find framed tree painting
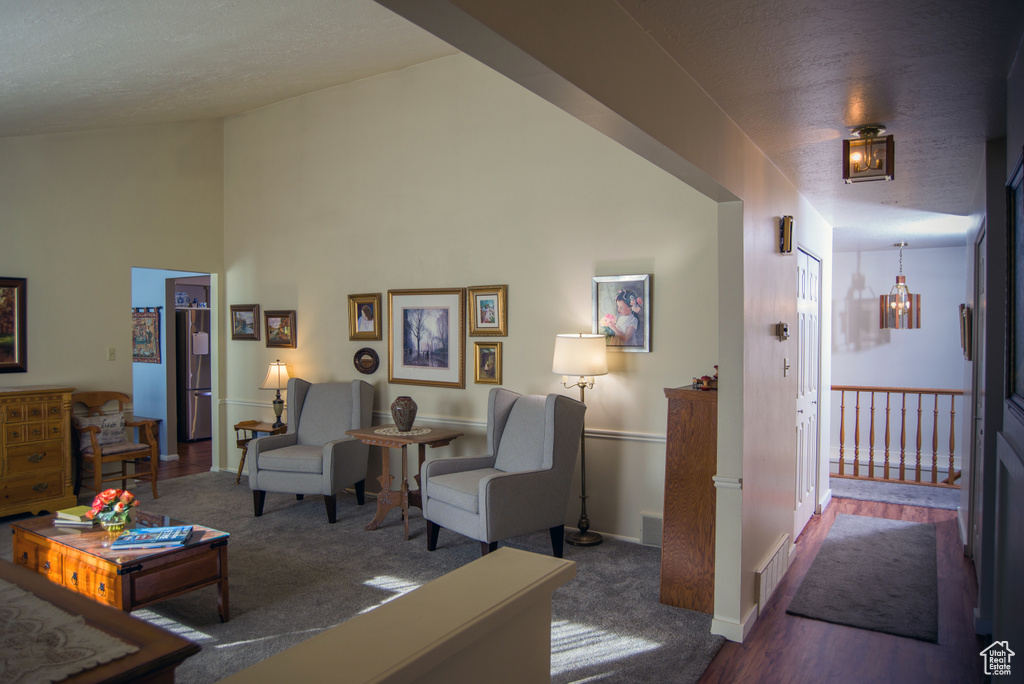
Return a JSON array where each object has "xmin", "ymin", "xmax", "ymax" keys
[
  {"xmin": 265, "ymin": 310, "xmax": 297, "ymax": 349},
  {"xmin": 349, "ymin": 293, "xmax": 382, "ymax": 341},
  {"xmin": 0, "ymin": 277, "xmax": 27, "ymax": 373},
  {"xmin": 132, "ymin": 308, "xmax": 161, "ymax": 364},
  {"xmin": 592, "ymin": 274, "xmax": 651, "ymax": 352},
  {"xmin": 230, "ymin": 304, "xmax": 260, "ymax": 341},
  {"xmin": 467, "ymin": 285, "xmax": 507, "ymax": 336},
  {"xmin": 387, "ymin": 288, "xmax": 465, "ymax": 388}
]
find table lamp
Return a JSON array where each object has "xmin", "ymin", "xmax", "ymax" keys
[
  {"xmin": 259, "ymin": 359, "xmax": 290, "ymax": 428},
  {"xmin": 552, "ymin": 333, "xmax": 608, "ymax": 546}
]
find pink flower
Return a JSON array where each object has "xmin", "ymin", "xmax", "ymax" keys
[{"xmin": 602, "ymin": 313, "xmax": 616, "ymax": 326}]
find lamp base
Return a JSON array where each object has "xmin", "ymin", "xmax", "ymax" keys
[{"xmin": 566, "ymin": 529, "xmax": 603, "ymax": 547}]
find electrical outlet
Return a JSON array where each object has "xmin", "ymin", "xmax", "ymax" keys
[{"xmin": 107, "ymin": 347, "xmax": 116, "ymax": 361}]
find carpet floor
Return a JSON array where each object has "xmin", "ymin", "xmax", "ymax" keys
[
  {"xmin": 786, "ymin": 513, "xmax": 939, "ymax": 642},
  {"xmin": 829, "ymin": 477, "xmax": 960, "ymax": 510},
  {"xmin": 1, "ymin": 472, "xmax": 723, "ymax": 683}
]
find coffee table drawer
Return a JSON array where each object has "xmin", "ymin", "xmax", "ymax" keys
[
  {"xmin": 13, "ymin": 535, "xmax": 62, "ymax": 581},
  {"xmin": 130, "ymin": 547, "xmax": 224, "ymax": 606},
  {"xmin": 65, "ymin": 557, "xmax": 121, "ymax": 608}
]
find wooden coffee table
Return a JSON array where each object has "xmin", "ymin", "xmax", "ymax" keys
[
  {"xmin": 346, "ymin": 425, "xmax": 463, "ymax": 540},
  {"xmin": 10, "ymin": 509, "xmax": 230, "ymax": 621}
]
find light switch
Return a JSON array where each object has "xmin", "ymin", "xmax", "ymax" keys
[
  {"xmin": 107, "ymin": 347, "xmax": 116, "ymax": 361},
  {"xmin": 784, "ymin": 357, "xmax": 790, "ymax": 377}
]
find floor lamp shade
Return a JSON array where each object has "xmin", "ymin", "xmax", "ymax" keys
[{"xmin": 552, "ymin": 334, "xmax": 608, "ymax": 378}]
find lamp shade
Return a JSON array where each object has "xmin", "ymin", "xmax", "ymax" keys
[
  {"xmin": 259, "ymin": 359, "xmax": 290, "ymax": 390},
  {"xmin": 552, "ymin": 334, "xmax": 608, "ymax": 377}
]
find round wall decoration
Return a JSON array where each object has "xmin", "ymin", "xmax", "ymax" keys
[{"xmin": 353, "ymin": 347, "xmax": 379, "ymax": 375}]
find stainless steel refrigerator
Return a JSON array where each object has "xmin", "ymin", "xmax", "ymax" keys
[{"xmin": 176, "ymin": 308, "xmax": 212, "ymax": 441}]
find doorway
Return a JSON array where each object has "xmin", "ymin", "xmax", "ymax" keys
[{"xmin": 795, "ymin": 249, "xmax": 822, "ymax": 540}]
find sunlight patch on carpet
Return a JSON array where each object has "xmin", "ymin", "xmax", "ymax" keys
[
  {"xmin": 550, "ymin": 619, "xmax": 661, "ymax": 676},
  {"xmin": 134, "ymin": 609, "xmax": 213, "ymax": 642},
  {"xmin": 358, "ymin": 575, "xmax": 422, "ymax": 614}
]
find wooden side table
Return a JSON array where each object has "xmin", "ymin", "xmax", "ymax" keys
[
  {"xmin": 234, "ymin": 420, "xmax": 286, "ymax": 484},
  {"xmin": 345, "ymin": 425, "xmax": 463, "ymax": 540}
]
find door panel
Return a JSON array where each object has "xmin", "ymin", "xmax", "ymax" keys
[{"xmin": 795, "ymin": 250, "xmax": 821, "ymax": 540}]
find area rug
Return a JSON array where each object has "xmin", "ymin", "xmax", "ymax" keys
[
  {"xmin": 0, "ymin": 472, "xmax": 723, "ymax": 683},
  {"xmin": 830, "ymin": 477, "xmax": 960, "ymax": 510},
  {"xmin": 786, "ymin": 514, "xmax": 938, "ymax": 642}
]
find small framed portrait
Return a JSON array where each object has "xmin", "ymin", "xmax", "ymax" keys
[
  {"xmin": 474, "ymin": 341, "xmax": 502, "ymax": 384},
  {"xmin": 230, "ymin": 304, "xmax": 260, "ymax": 341},
  {"xmin": 349, "ymin": 293, "xmax": 382, "ymax": 341},
  {"xmin": 0, "ymin": 277, "xmax": 27, "ymax": 373},
  {"xmin": 387, "ymin": 288, "xmax": 466, "ymax": 389},
  {"xmin": 468, "ymin": 285, "xmax": 507, "ymax": 336},
  {"xmin": 265, "ymin": 310, "xmax": 297, "ymax": 348},
  {"xmin": 593, "ymin": 274, "xmax": 651, "ymax": 353}
]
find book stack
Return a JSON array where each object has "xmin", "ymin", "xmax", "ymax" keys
[
  {"xmin": 110, "ymin": 525, "xmax": 195, "ymax": 550},
  {"xmin": 53, "ymin": 505, "xmax": 97, "ymax": 528}
]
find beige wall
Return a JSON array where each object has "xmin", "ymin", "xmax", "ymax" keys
[
  {"xmin": 222, "ymin": 53, "xmax": 719, "ymax": 540},
  {"xmin": 0, "ymin": 122, "xmax": 224, "ymax": 396},
  {"xmin": 379, "ymin": 0, "xmax": 834, "ymax": 640}
]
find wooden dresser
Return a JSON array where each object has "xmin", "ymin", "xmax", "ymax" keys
[
  {"xmin": 660, "ymin": 386, "xmax": 717, "ymax": 614},
  {"xmin": 0, "ymin": 386, "xmax": 77, "ymax": 518}
]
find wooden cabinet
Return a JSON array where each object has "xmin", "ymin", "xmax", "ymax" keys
[
  {"xmin": 0, "ymin": 386, "xmax": 77, "ymax": 517},
  {"xmin": 660, "ymin": 386, "xmax": 717, "ymax": 614}
]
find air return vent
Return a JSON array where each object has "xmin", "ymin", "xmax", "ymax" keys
[{"xmin": 755, "ymin": 533, "xmax": 791, "ymax": 615}]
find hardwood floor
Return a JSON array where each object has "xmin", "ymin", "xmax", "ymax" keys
[
  {"xmin": 698, "ymin": 498, "xmax": 986, "ymax": 684},
  {"xmin": 158, "ymin": 439, "xmax": 212, "ymax": 480}
]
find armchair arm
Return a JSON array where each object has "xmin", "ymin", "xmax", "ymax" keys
[
  {"xmin": 479, "ymin": 467, "xmax": 564, "ymax": 540},
  {"xmin": 250, "ymin": 432, "xmax": 297, "ymax": 457},
  {"xmin": 323, "ymin": 437, "xmax": 370, "ymax": 493},
  {"xmin": 125, "ymin": 419, "xmax": 157, "ymax": 448},
  {"xmin": 76, "ymin": 424, "xmax": 103, "ymax": 454},
  {"xmin": 423, "ymin": 454, "xmax": 497, "ymax": 479}
]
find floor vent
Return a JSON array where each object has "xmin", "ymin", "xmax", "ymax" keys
[
  {"xmin": 755, "ymin": 533, "xmax": 791, "ymax": 615},
  {"xmin": 640, "ymin": 514, "xmax": 663, "ymax": 547}
]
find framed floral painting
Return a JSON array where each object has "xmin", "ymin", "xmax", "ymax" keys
[
  {"xmin": 265, "ymin": 310, "xmax": 297, "ymax": 349},
  {"xmin": 387, "ymin": 288, "xmax": 465, "ymax": 388},
  {"xmin": 467, "ymin": 285, "xmax": 507, "ymax": 336},
  {"xmin": 0, "ymin": 277, "xmax": 27, "ymax": 373},
  {"xmin": 592, "ymin": 274, "xmax": 651, "ymax": 352}
]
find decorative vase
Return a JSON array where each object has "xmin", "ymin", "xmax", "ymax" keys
[
  {"xmin": 100, "ymin": 515, "xmax": 130, "ymax": 535},
  {"xmin": 391, "ymin": 396, "xmax": 417, "ymax": 432}
]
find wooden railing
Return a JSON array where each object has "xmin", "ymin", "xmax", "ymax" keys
[{"xmin": 832, "ymin": 385, "xmax": 963, "ymax": 488}]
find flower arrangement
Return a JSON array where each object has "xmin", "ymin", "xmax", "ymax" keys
[{"xmin": 85, "ymin": 488, "xmax": 140, "ymax": 525}]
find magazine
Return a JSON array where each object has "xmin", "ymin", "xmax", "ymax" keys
[{"xmin": 110, "ymin": 525, "xmax": 194, "ymax": 550}]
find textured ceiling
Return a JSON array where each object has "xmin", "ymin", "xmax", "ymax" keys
[
  {"xmin": 617, "ymin": 0, "xmax": 1024, "ymax": 251},
  {"xmin": 1, "ymin": 1, "xmax": 1021, "ymax": 252}
]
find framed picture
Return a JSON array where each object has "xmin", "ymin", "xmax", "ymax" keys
[
  {"xmin": 960, "ymin": 304, "xmax": 973, "ymax": 361},
  {"xmin": 131, "ymin": 308, "xmax": 161, "ymax": 364},
  {"xmin": 387, "ymin": 288, "xmax": 465, "ymax": 389},
  {"xmin": 348, "ymin": 293, "xmax": 382, "ymax": 341},
  {"xmin": 592, "ymin": 274, "xmax": 651, "ymax": 352},
  {"xmin": 265, "ymin": 310, "xmax": 297, "ymax": 349},
  {"xmin": 468, "ymin": 285, "xmax": 507, "ymax": 336},
  {"xmin": 0, "ymin": 277, "xmax": 27, "ymax": 373},
  {"xmin": 1008, "ymin": 149, "xmax": 1024, "ymax": 418},
  {"xmin": 230, "ymin": 304, "xmax": 261, "ymax": 341},
  {"xmin": 474, "ymin": 341, "xmax": 502, "ymax": 384}
]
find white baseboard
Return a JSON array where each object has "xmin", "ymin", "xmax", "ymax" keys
[
  {"xmin": 712, "ymin": 603, "xmax": 758, "ymax": 642},
  {"xmin": 159, "ymin": 453, "xmax": 179, "ymax": 462}
]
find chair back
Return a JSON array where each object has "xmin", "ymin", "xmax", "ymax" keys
[
  {"xmin": 494, "ymin": 395, "xmax": 548, "ymax": 472},
  {"xmin": 490, "ymin": 390, "xmax": 586, "ymax": 477},
  {"xmin": 72, "ymin": 391, "xmax": 130, "ymax": 417},
  {"xmin": 290, "ymin": 379, "xmax": 371, "ymax": 445}
]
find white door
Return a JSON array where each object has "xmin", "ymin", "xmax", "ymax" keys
[
  {"xmin": 794, "ymin": 249, "xmax": 821, "ymax": 540},
  {"xmin": 969, "ymin": 229, "xmax": 986, "ymax": 568}
]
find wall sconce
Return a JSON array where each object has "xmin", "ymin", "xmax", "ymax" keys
[
  {"xmin": 843, "ymin": 125, "xmax": 894, "ymax": 183},
  {"xmin": 779, "ymin": 216, "xmax": 793, "ymax": 253}
]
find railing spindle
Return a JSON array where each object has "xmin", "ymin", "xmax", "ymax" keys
[
  {"xmin": 900, "ymin": 392, "xmax": 907, "ymax": 481},
  {"xmin": 915, "ymin": 394, "xmax": 923, "ymax": 483},
  {"xmin": 868, "ymin": 392, "xmax": 876, "ymax": 479},
  {"xmin": 839, "ymin": 390, "xmax": 846, "ymax": 476},
  {"xmin": 854, "ymin": 391, "xmax": 861, "ymax": 477},
  {"xmin": 884, "ymin": 393, "xmax": 891, "ymax": 480},
  {"xmin": 947, "ymin": 394, "xmax": 957, "ymax": 485},
  {"xmin": 931, "ymin": 393, "xmax": 940, "ymax": 484}
]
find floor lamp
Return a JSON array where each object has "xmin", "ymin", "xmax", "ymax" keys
[{"xmin": 552, "ymin": 333, "xmax": 608, "ymax": 546}]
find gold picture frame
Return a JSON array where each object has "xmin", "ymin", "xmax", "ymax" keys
[
  {"xmin": 474, "ymin": 341, "xmax": 502, "ymax": 384},
  {"xmin": 387, "ymin": 288, "xmax": 465, "ymax": 388},
  {"xmin": 467, "ymin": 284, "xmax": 507, "ymax": 336},
  {"xmin": 265, "ymin": 310, "xmax": 297, "ymax": 349},
  {"xmin": 348, "ymin": 293, "xmax": 382, "ymax": 341},
  {"xmin": 0, "ymin": 277, "xmax": 27, "ymax": 373}
]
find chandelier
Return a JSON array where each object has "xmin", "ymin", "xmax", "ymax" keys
[{"xmin": 880, "ymin": 242, "xmax": 920, "ymax": 329}]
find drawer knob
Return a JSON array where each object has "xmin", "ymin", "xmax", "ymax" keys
[
  {"xmin": 31, "ymin": 408, "xmax": 40, "ymax": 416},
  {"xmin": 32, "ymin": 483, "xmax": 49, "ymax": 492},
  {"xmin": 43, "ymin": 560, "xmax": 50, "ymax": 573},
  {"xmin": 20, "ymin": 552, "xmax": 28, "ymax": 565},
  {"xmin": 99, "ymin": 582, "xmax": 106, "ymax": 595},
  {"xmin": 71, "ymin": 572, "xmax": 78, "ymax": 586},
  {"xmin": 28, "ymin": 453, "xmax": 44, "ymax": 463},
  {"xmin": 10, "ymin": 430, "xmax": 19, "ymax": 438}
]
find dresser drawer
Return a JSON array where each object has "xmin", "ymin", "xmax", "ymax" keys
[
  {"xmin": 13, "ymin": 535, "xmax": 63, "ymax": 582},
  {"xmin": 4, "ymin": 403, "xmax": 26, "ymax": 423},
  {"xmin": 65, "ymin": 557, "xmax": 121, "ymax": 608},
  {"xmin": 2, "ymin": 469, "xmax": 64, "ymax": 506},
  {"xmin": 45, "ymin": 402, "xmax": 63, "ymax": 420},
  {"xmin": 24, "ymin": 402, "xmax": 46, "ymax": 421},
  {"xmin": 7, "ymin": 441, "xmax": 64, "ymax": 474}
]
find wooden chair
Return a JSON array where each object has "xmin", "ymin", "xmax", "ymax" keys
[{"xmin": 71, "ymin": 391, "xmax": 160, "ymax": 500}]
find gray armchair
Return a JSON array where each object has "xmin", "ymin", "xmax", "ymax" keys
[
  {"xmin": 422, "ymin": 388, "xmax": 586, "ymax": 557},
  {"xmin": 249, "ymin": 378, "xmax": 373, "ymax": 523}
]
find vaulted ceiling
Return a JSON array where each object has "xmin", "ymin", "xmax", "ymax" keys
[{"xmin": 2, "ymin": 1, "xmax": 1021, "ymax": 251}]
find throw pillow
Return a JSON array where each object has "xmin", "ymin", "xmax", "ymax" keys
[{"xmin": 76, "ymin": 412, "xmax": 127, "ymax": 451}]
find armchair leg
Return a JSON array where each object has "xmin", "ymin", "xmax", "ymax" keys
[
  {"xmin": 480, "ymin": 541, "xmax": 498, "ymax": 556},
  {"xmin": 253, "ymin": 490, "xmax": 266, "ymax": 517},
  {"xmin": 354, "ymin": 479, "xmax": 365, "ymax": 505},
  {"xmin": 426, "ymin": 520, "xmax": 440, "ymax": 551},
  {"xmin": 550, "ymin": 525, "xmax": 565, "ymax": 558},
  {"xmin": 296, "ymin": 494, "xmax": 304, "ymax": 501},
  {"xmin": 324, "ymin": 495, "xmax": 337, "ymax": 524}
]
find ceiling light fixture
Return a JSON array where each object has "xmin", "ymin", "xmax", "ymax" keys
[
  {"xmin": 879, "ymin": 242, "xmax": 920, "ymax": 329},
  {"xmin": 843, "ymin": 125, "xmax": 894, "ymax": 183}
]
